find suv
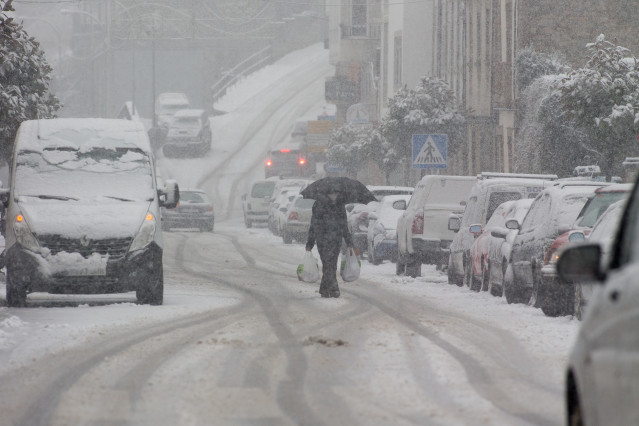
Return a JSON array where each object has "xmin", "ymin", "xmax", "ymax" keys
[
  {"xmin": 556, "ymin": 175, "xmax": 639, "ymax": 426},
  {"xmin": 447, "ymin": 173, "xmax": 558, "ymax": 286},
  {"xmin": 1, "ymin": 118, "xmax": 179, "ymax": 307},
  {"xmin": 155, "ymin": 92, "xmax": 190, "ymax": 129},
  {"xmin": 505, "ymin": 181, "xmax": 608, "ymax": 308},
  {"xmin": 163, "ymin": 109, "xmax": 211, "ymax": 157},
  {"xmin": 396, "ymin": 175, "xmax": 476, "ymax": 277}
]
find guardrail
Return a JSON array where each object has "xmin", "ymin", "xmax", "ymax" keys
[{"xmin": 210, "ymin": 45, "xmax": 272, "ymax": 104}]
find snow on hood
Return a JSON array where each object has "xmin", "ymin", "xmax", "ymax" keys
[{"xmin": 20, "ymin": 199, "xmax": 150, "ymax": 239}]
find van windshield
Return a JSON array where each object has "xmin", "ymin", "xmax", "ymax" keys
[{"xmin": 15, "ymin": 148, "xmax": 155, "ymax": 202}]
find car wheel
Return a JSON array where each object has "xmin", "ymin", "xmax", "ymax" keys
[
  {"xmin": 567, "ymin": 378, "xmax": 584, "ymax": 426},
  {"xmin": 282, "ymin": 231, "xmax": 292, "ymax": 244},
  {"xmin": 503, "ymin": 263, "xmax": 525, "ymax": 304},
  {"xmin": 245, "ymin": 217, "xmax": 252, "ymax": 228},
  {"xmin": 469, "ymin": 268, "xmax": 482, "ymax": 292},
  {"xmin": 574, "ymin": 284, "xmax": 585, "ymax": 321},
  {"xmin": 207, "ymin": 220, "xmax": 214, "ymax": 232},
  {"xmin": 136, "ymin": 269, "xmax": 164, "ymax": 305},
  {"xmin": 529, "ymin": 268, "xmax": 544, "ymax": 308},
  {"xmin": 481, "ymin": 263, "xmax": 490, "ymax": 292},
  {"xmin": 406, "ymin": 258, "xmax": 421, "ymax": 278},
  {"xmin": 368, "ymin": 241, "xmax": 381, "ymax": 265},
  {"xmin": 6, "ymin": 268, "xmax": 27, "ymax": 307},
  {"xmin": 541, "ymin": 279, "xmax": 575, "ymax": 317},
  {"xmin": 463, "ymin": 259, "xmax": 473, "ymax": 288},
  {"xmin": 396, "ymin": 253, "xmax": 406, "ymax": 275}
]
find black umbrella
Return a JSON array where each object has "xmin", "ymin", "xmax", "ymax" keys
[{"xmin": 300, "ymin": 177, "xmax": 377, "ymax": 205}]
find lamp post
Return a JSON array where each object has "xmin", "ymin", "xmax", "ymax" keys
[{"xmin": 21, "ymin": 16, "xmax": 63, "ymax": 65}]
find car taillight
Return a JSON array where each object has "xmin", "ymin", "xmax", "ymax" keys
[
  {"xmin": 545, "ymin": 248, "xmax": 559, "ymax": 265},
  {"xmin": 266, "ymin": 160, "xmax": 272, "ymax": 167},
  {"xmin": 288, "ymin": 211, "xmax": 299, "ymax": 220},
  {"xmin": 412, "ymin": 213, "xmax": 424, "ymax": 234},
  {"xmin": 206, "ymin": 205, "xmax": 213, "ymax": 212},
  {"xmin": 299, "ymin": 158, "xmax": 306, "ymax": 165}
]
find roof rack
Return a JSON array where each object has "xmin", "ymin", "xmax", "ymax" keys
[{"xmin": 477, "ymin": 172, "xmax": 558, "ymax": 180}]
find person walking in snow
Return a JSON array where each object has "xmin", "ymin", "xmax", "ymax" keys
[{"xmin": 305, "ymin": 191, "xmax": 354, "ymax": 298}]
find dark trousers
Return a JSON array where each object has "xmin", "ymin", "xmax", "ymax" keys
[{"xmin": 316, "ymin": 238, "xmax": 341, "ymax": 295}]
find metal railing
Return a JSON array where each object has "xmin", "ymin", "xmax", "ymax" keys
[{"xmin": 210, "ymin": 46, "xmax": 272, "ymax": 104}]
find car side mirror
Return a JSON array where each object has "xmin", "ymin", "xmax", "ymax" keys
[
  {"xmin": 448, "ymin": 215, "xmax": 461, "ymax": 232},
  {"xmin": 505, "ymin": 219, "xmax": 520, "ymax": 230},
  {"xmin": 160, "ymin": 179, "xmax": 179, "ymax": 209},
  {"xmin": 557, "ymin": 243, "xmax": 604, "ymax": 283},
  {"xmin": 469, "ymin": 224, "xmax": 482, "ymax": 237},
  {"xmin": 393, "ymin": 200, "xmax": 407, "ymax": 210}
]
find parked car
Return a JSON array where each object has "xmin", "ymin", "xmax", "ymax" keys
[
  {"xmin": 367, "ymin": 185, "xmax": 414, "ymax": 201},
  {"xmin": 571, "ymin": 199, "xmax": 625, "ymax": 320},
  {"xmin": 396, "ymin": 175, "xmax": 476, "ymax": 277},
  {"xmin": 161, "ymin": 189, "xmax": 214, "ymax": 232},
  {"xmin": 539, "ymin": 184, "xmax": 631, "ymax": 316},
  {"xmin": 468, "ymin": 198, "xmax": 534, "ymax": 295},
  {"xmin": 366, "ymin": 194, "xmax": 412, "ymax": 265},
  {"xmin": 162, "ymin": 109, "xmax": 212, "ymax": 157},
  {"xmin": 505, "ymin": 181, "xmax": 609, "ymax": 309},
  {"xmin": 556, "ymin": 178, "xmax": 639, "ymax": 426},
  {"xmin": 281, "ymin": 195, "xmax": 315, "ymax": 244},
  {"xmin": 1, "ymin": 118, "xmax": 179, "ymax": 307},
  {"xmin": 347, "ymin": 201, "xmax": 379, "ymax": 255},
  {"xmin": 242, "ymin": 177, "xmax": 280, "ymax": 228},
  {"xmin": 155, "ymin": 92, "xmax": 190, "ymax": 130},
  {"xmin": 447, "ymin": 172, "xmax": 558, "ymax": 286},
  {"xmin": 268, "ymin": 187, "xmax": 300, "ymax": 236}
]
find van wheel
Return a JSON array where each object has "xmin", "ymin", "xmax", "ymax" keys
[
  {"xmin": 406, "ymin": 258, "xmax": 421, "ymax": 278},
  {"xmin": 6, "ymin": 268, "xmax": 27, "ymax": 307},
  {"xmin": 282, "ymin": 231, "xmax": 292, "ymax": 244},
  {"xmin": 396, "ymin": 256, "xmax": 406, "ymax": 275},
  {"xmin": 137, "ymin": 269, "xmax": 164, "ymax": 305}
]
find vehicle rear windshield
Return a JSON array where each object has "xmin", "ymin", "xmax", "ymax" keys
[
  {"xmin": 251, "ymin": 182, "xmax": 276, "ymax": 198},
  {"xmin": 180, "ymin": 192, "xmax": 206, "ymax": 203},
  {"xmin": 577, "ymin": 191, "xmax": 628, "ymax": 227},
  {"xmin": 487, "ymin": 192, "xmax": 522, "ymax": 221},
  {"xmin": 172, "ymin": 117, "xmax": 201, "ymax": 129},
  {"xmin": 295, "ymin": 198, "xmax": 315, "ymax": 208}
]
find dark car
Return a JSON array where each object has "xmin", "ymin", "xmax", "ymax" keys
[
  {"xmin": 504, "ymin": 181, "xmax": 608, "ymax": 309},
  {"xmin": 162, "ymin": 189, "xmax": 214, "ymax": 232}
]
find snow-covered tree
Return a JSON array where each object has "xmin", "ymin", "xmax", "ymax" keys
[
  {"xmin": 0, "ymin": 0, "xmax": 61, "ymax": 161},
  {"xmin": 516, "ymin": 47, "xmax": 568, "ymax": 91},
  {"xmin": 556, "ymin": 34, "xmax": 639, "ymax": 178},
  {"xmin": 379, "ymin": 76, "xmax": 465, "ymax": 179}
]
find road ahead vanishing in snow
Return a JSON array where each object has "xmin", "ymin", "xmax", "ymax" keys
[{"xmin": 0, "ymin": 44, "xmax": 578, "ymax": 425}]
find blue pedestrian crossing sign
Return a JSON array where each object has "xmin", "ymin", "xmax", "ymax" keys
[{"xmin": 412, "ymin": 134, "xmax": 447, "ymax": 169}]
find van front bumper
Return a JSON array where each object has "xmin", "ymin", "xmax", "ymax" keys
[{"xmin": 5, "ymin": 243, "xmax": 162, "ymax": 295}]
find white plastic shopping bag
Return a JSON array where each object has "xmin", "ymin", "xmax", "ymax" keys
[
  {"xmin": 297, "ymin": 251, "xmax": 320, "ymax": 283},
  {"xmin": 340, "ymin": 248, "xmax": 361, "ymax": 282}
]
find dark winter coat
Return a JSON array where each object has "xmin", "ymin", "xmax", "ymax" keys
[{"xmin": 305, "ymin": 196, "xmax": 353, "ymax": 251}]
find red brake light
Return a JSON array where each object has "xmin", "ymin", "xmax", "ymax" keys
[
  {"xmin": 266, "ymin": 160, "xmax": 272, "ymax": 167},
  {"xmin": 280, "ymin": 149, "xmax": 291, "ymax": 153},
  {"xmin": 288, "ymin": 211, "xmax": 299, "ymax": 220},
  {"xmin": 412, "ymin": 213, "xmax": 424, "ymax": 234},
  {"xmin": 299, "ymin": 158, "xmax": 306, "ymax": 165}
]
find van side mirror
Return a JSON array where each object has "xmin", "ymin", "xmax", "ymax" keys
[
  {"xmin": 448, "ymin": 215, "xmax": 461, "ymax": 232},
  {"xmin": 160, "ymin": 179, "xmax": 179, "ymax": 208}
]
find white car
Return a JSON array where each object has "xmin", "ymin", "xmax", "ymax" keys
[
  {"xmin": 268, "ymin": 187, "xmax": 299, "ymax": 236},
  {"xmin": 366, "ymin": 194, "xmax": 411, "ymax": 265},
  {"xmin": 557, "ymin": 179, "xmax": 639, "ymax": 426},
  {"xmin": 155, "ymin": 92, "xmax": 190, "ymax": 129}
]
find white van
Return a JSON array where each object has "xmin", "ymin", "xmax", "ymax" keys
[
  {"xmin": 1, "ymin": 118, "xmax": 179, "ymax": 307},
  {"xmin": 396, "ymin": 175, "xmax": 477, "ymax": 277}
]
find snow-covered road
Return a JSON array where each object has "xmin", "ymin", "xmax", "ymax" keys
[{"xmin": 0, "ymin": 43, "xmax": 579, "ymax": 425}]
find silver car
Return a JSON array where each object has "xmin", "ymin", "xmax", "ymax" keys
[{"xmin": 280, "ymin": 195, "xmax": 315, "ymax": 244}]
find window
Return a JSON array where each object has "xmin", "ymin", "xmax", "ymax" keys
[
  {"xmin": 352, "ymin": 0, "xmax": 367, "ymax": 36},
  {"xmin": 394, "ymin": 34, "xmax": 402, "ymax": 88},
  {"xmin": 520, "ymin": 194, "xmax": 550, "ymax": 232}
]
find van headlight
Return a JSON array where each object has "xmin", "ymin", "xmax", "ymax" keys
[
  {"xmin": 130, "ymin": 212, "xmax": 156, "ymax": 252},
  {"xmin": 14, "ymin": 213, "xmax": 39, "ymax": 250}
]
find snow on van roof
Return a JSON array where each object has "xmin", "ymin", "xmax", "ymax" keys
[
  {"xmin": 16, "ymin": 118, "xmax": 151, "ymax": 153},
  {"xmin": 173, "ymin": 109, "xmax": 206, "ymax": 118}
]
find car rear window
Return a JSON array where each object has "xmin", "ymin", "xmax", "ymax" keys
[
  {"xmin": 487, "ymin": 192, "xmax": 521, "ymax": 221},
  {"xmin": 577, "ymin": 191, "xmax": 628, "ymax": 228},
  {"xmin": 295, "ymin": 198, "xmax": 315, "ymax": 209},
  {"xmin": 181, "ymin": 192, "xmax": 206, "ymax": 203},
  {"xmin": 251, "ymin": 182, "xmax": 276, "ymax": 198}
]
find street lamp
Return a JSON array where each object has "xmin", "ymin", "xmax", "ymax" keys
[{"xmin": 21, "ymin": 16, "xmax": 63, "ymax": 65}]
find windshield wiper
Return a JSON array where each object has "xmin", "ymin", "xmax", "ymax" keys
[
  {"xmin": 20, "ymin": 194, "xmax": 79, "ymax": 201},
  {"xmin": 103, "ymin": 196, "xmax": 135, "ymax": 202}
]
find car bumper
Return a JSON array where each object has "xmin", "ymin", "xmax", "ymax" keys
[
  {"xmin": 245, "ymin": 211, "xmax": 269, "ymax": 222},
  {"xmin": 411, "ymin": 238, "xmax": 451, "ymax": 264},
  {"xmin": 372, "ymin": 240, "xmax": 398, "ymax": 260},
  {"xmin": 163, "ymin": 213, "xmax": 214, "ymax": 228},
  {"xmin": 6, "ymin": 242, "xmax": 162, "ymax": 294},
  {"xmin": 283, "ymin": 222, "xmax": 310, "ymax": 234}
]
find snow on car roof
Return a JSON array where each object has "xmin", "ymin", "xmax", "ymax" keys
[
  {"xmin": 173, "ymin": 109, "xmax": 206, "ymax": 118},
  {"xmin": 17, "ymin": 118, "xmax": 151, "ymax": 153}
]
